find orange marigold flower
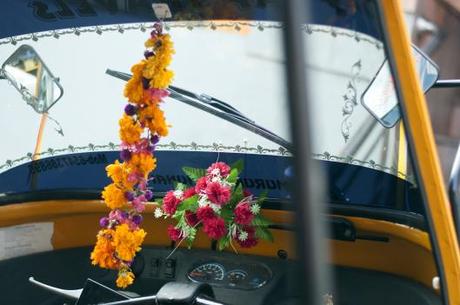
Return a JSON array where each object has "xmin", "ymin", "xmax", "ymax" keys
[
  {"xmin": 106, "ymin": 161, "xmax": 136, "ymax": 190},
  {"xmin": 124, "ymin": 61, "xmax": 146, "ymax": 104},
  {"xmin": 91, "ymin": 229, "xmax": 118, "ymax": 269},
  {"xmin": 112, "ymin": 224, "xmax": 146, "ymax": 262},
  {"xmin": 119, "ymin": 115, "xmax": 143, "ymax": 144},
  {"xmin": 138, "ymin": 104, "xmax": 169, "ymax": 137},
  {"xmin": 116, "ymin": 270, "xmax": 135, "ymax": 288},
  {"xmin": 102, "ymin": 183, "xmax": 127, "ymax": 209},
  {"xmin": 128, "ymin": 153, "xmax": 156, "ymax": 177}
]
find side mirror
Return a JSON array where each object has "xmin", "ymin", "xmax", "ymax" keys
[
  {"xmin": 1, "ymin": 44, "xmax": 63, "ymax": 113},
  {"xmin": 361, "ymin": 45, "xmax": 439, "ymax": 128}
]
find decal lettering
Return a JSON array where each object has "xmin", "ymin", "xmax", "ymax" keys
[
  {"xmin": 27, "ymin": 153, "xmax": 108, "ymax": 174},
  {"xmin": 29, "ymin": 1, "xmax": 58, "ymax": 21},
  {"xmin": 55, "ymin": 0, "xmax": 75, "ymax": 18}
]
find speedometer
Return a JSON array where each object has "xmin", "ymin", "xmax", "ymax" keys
[{"xmin": 188, "ymin": 263, "xmax": 225, "ymax": 282}]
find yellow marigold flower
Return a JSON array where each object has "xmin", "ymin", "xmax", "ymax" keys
[
  {"xmin": 119, "ymin": 115, "xmax": 143, "ymax": 145},
  {"xmin": 91, "ymin": 230, "xmax": 118, "ymax": 269},
  {"xmin": 128, "ymin": 153, "xmax": 156, "ymax": 177},
  {"xmin": 116, "ymin": 270, "xmax": 135, "ymax": 288},
  {"xmin": 102, "ymin": 183, "xmax": 127, "ymax": 209},
  {"xmin": 112, "ymin": 224, "xmax": 146, "ymax": 262}
]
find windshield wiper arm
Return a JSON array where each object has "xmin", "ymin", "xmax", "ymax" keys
[{"xmin": 106, "ymin": 69, "xmax": 293, "ymax": 151}]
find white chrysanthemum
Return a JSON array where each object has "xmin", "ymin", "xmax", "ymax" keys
[
  {"xmin": 211, "ymin": 168, "xmax": 220, "ymax": 176},
  {"xmin": 211, "ymin": 176, "xmax": 221, "ymax": 183},
  {"xmin": 210, "ymin": 203, "xmax": 221, "ymax": 213},
  {"xmin": 173, "ymin": 190, "xmax": 184, "ymax": 198},
  {"xmin": 238, "ymin": 231, "xmax": 248, "ymax": 241},
  {"xmin": 154, "ymin": 207, "xmax": 164, "ymax": 218},
  {"xmin": 250, "ymin": 204, "xmax": 260, "ymax": 215},
  {"xmin": 198, "ymin": 195, "xmax": 209, "ymax": 207}
]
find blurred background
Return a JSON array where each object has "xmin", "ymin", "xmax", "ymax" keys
[{"xmin": 403, "ymin": 0, "xmax": 460, "ymax": 183}]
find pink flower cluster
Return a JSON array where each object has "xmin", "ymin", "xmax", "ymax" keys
[{"xmin": 160, "ymin": 162, "xmax": 261, "ymax": 249}]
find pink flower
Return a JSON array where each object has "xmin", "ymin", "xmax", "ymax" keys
[
  {"xmin": 207, "ymin": 162, "xmax": 231, "ymax": 177},
  {"xmin": 236, "ymin": 226, "xmax": 258, "ymax": 248},
  {"xmin": 132, "ymin": 196, "xmax": 146, "ymax": 213},
  {"xmin": 163, "ymin": 191, "xmax": 182, "ymax": 215},
  {"xmin": 234, "ymin": 201, "xmax": 254, "ymax": 225},
  {"xmin": 183, "ymin": 187, "xmax": 196, "ymax": 199},
  {"xmin": 205, "ymin": 182, "xmax": 231, "ymax": 205},
  {"xmin": 203, "ymin": 217, "xmax": 227, "ymax": 240},
  {"xmin": 243, "ymin": 189, "xmax": 252, "ymax": 198},
  {"xmin": 196, "ymin": 206, "xmax": 215, "ymax": 221},
  {"xmin": 167, "ymin": 225, "xmax": 182, "ymax": 241},
  {"xmin": 195, "ymin": 177, "xmax": 208, "ymax": 194},
  {"xmin": 185, "ymin": 211, "xmax": 199, "ymax": 227}
]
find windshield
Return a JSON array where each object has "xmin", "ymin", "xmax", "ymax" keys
[{"xmin": 0, "ymin": 0, "xmax": 424, "ymax": 225}]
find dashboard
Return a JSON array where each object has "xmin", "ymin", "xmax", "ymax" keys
[{"xmin": 1, "ymin": 246, "xmax": 441, "ymax": 305}]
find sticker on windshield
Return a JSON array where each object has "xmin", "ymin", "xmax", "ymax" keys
[
  {"xmin": 0, "ymin": 223, "xmax": 53, "ymax": 260},
  {"xmin": 152, "ymin": 3, "xmax": 172, "ymax": 19}
]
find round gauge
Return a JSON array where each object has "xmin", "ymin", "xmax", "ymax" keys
[
  {"xmin": 226, "ymin": 270, "xmax": 248, "ymax": 285},
  {"xmin": 188, "ymin": 263, "xmax": 225, "ymax": 282}
]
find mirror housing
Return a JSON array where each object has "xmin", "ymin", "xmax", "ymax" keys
[
  {"xmin": 361, "ymin": 45, "xmax": 439, "ymax": 128},
  {"xmin": 1, "ymin": 44, "xmax": 63, "ymax": 113}
]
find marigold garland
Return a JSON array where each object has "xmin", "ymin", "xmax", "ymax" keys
[{"xmin": 90, "ymin": 22, "xmax": 174, "ymax": 288}]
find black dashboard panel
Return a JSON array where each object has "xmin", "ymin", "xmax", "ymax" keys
[{"xmin": 0, "ymin": 246, "xmax": 441, "ymax": 305}]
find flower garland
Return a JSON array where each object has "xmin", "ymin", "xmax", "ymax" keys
[
  {"xmin": 155, "ymin": 161, "xmax": 273, "ymax": 251},
  {"xmin": 90, "ymin": 22, "xmax": 174, "ymax": 289}
]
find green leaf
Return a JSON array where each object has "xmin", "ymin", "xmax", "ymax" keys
[
  {"xmin": 227, "ymin": 168, "xmax": 239, "ymax": 184},
  {"xmin": 217, "ymin": 235, "xmax": 230, "ymax": 250},
  {"xmin": 252, "ymin": 215, "xmax": 271, "ymax": 227},
  {"xmin": 175, "ymin": 182, "xmax": 187, "ymax": 191},
  {"xmin": 256, "ymin": 191, "xmax": 268, "ymax": 202},
  {"xmin": 154, "ymin": 199, "xmax": 163, "ymax": 206},
  {"xmin": 220, "ymin": 207, "xmax": 233, "ymax": 221},
  {"xmin": 177, "ymin": 195, "xmax": 199, "ymax": 212},
  {"xmin": 255, "ymin": 226, "xmax": 274, "ymax": 242},
  {"xmin": 231, "ymin": 159, "xmax": 244, "ymax": 174},
  {"xmin": 182, "ymin": 166, "xmax": 206, "ymax": 182}
]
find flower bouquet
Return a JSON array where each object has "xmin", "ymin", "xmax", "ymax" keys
[{"xmin": 155, "ymin": 161, "xmax": 273, "ymax": 250}]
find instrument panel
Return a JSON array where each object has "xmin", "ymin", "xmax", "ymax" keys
[{"xmin": 187, "ymin": 259, "xmax": 272, "ymax": 290}]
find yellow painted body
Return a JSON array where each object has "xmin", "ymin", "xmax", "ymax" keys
[
  {"xmin": 0, "ymin": 200, "xmax": 438, "ymax": 290},
  {"xmin": 381, "ymin": 1, "xmax": 460, "ymax": 304}
]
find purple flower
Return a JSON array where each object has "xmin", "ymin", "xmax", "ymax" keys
[
  {"xmin": 132, "ymin": 214, "xmax": 143, "ymax": 225},
  {"xmin": 144, "ymin": 190, "xmax": 153, "ymax": 201},
  {"xmin": 120, "ymin": 211, "xmax": 129, "ymax": 219},
  {"xmin": 125, "ymin": 191, "xmax": 135, "ymax": 201},
  {"xmin": 144, "ymin": 50, "xmax": 154, "ymax": 59},
  {"xmin": 147, "ymin": 145, "xmax": 155, "ymax": 154},
  {"xmin": 124, "ymin": 104, "xmax": 137, "ymax": 116},
  {"xmin": 120, "ymin": 149, "xmax": 132, "ymax": 161},
  {"xmin": 142, "ymin": 77, "xmax": 150, "ymax": 90},
  {"xmin": 99, "ymin": 217, "xmax": 109, "ymax": 228},
  {"xmin": 151, "ymin": 135, "xmax": 160, "ymax": 144}
]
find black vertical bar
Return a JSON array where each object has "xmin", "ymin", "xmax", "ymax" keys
[{"xmin": 282, "ymin": 1, "xmax": 330, "ymax": 305}]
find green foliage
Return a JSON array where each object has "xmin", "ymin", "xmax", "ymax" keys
[
  {"xmin": 227, "ymin": 168, "xmax": 239, "ymax": 184},
  {"xmin": 252, "ymin": 215, "xmax": 271, "ymax": 227},
  {"xmin": 182, "ymin": 166, "xmax": 206, "ymax": 182},
  {"xmin": 255, "ymin": 226, "xmax": 274, "ymax": 242},
  {"xmin": 217, "ymin": 235, "xmax": 230, "ymax": 250},
  {"xmin": 177, "ymin": 195, "xmax": 199, "ymax": 212},
  {"xmin": 231, "ymin": 159, "xmax": 244, "ymax": 174}
]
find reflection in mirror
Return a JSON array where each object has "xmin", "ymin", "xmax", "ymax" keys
[
  {"xmin": 1, "ymin": 45, "xmax": 63, "ymax": 113},
  {"xmin": 361, "ymin": 45, "xmax": 439, "ymax": 128}
]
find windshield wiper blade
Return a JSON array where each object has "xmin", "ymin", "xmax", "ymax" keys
[{"xmin": 106, "ymin": 69, "xmax": 293, "ymax": 151}]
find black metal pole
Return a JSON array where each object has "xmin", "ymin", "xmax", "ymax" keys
[{"xmin": 282, "ymin": 1, "xmax": 330, "ymax": 305}]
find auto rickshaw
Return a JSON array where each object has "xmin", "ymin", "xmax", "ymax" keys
[{"xmin": 0, "ymin": 1, "xmax": 459, "ymax": 305}]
